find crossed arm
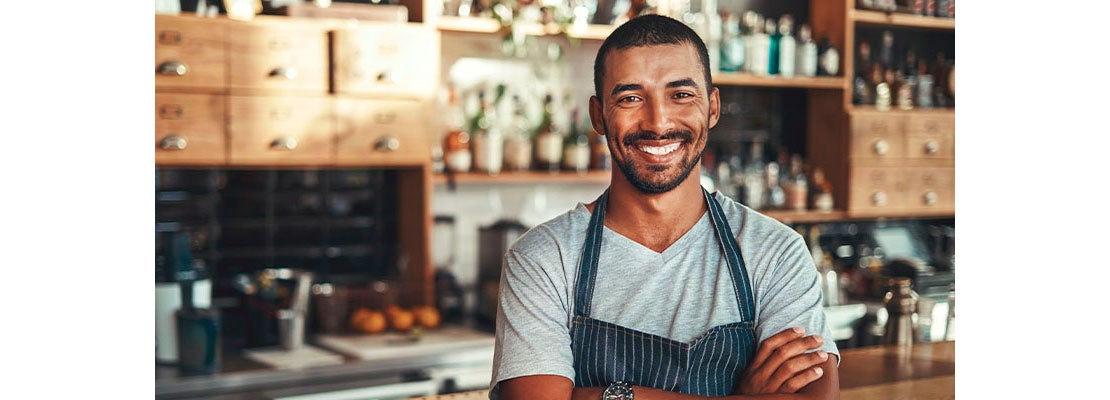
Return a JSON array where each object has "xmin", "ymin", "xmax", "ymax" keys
[{"xmin": 499, "ymin": 327, "xmax": 839, "ymax": 400}]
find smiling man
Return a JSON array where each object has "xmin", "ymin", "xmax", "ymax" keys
[{"xmin": 489, "ymin": 15, "xmax": 840, "ymax": 400}]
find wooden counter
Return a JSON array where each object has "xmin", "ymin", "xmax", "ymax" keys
[{"xmin": 408, "ymin": 341, "xmax": 955, "ymax": 400}]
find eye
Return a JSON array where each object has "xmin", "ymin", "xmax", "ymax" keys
[
  {"xmin": 673, "ymin": 92, "xmax": 695, "ymax": 100},
  {"xmin": 616, "ymin": 95, "xmax": 642, "ymax": 104}
]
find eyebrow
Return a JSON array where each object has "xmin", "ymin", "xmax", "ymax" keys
[{"xmin": 609, "ymin": 78, "xmax": 700, "ymax": 97}]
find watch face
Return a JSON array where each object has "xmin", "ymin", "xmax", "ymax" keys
[{"xmin": 603, "ymin": 382, "xmax": 633, "ymax": 400}]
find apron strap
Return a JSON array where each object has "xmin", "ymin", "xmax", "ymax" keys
[
  {"xmin": 703, "ymin": 188, "xmax": 757, "ymax": 322},
  {"xmin": 574, "ymin": 190, "xmax": 608, "ymax": 317}
]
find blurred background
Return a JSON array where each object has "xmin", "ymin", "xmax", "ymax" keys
[{"xmin": 153, "ymin": 0, "xmax": 955, "ymax": 398}]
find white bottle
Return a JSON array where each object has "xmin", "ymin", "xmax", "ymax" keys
[
  {"xmin": 746, "ymin": 12, "xmax": 769, "ymax": 76},
  {"xmin": 778, "ymin": 15, "xmax": 797, "ymax": 78},
  {"xmin": 796, "ymin": 24, "xmax": 819, "ymax": 77}
]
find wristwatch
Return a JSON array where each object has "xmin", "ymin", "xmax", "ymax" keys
[{"xmin": 601, "ymin": 381, "xmax": 633, "ymax": 400}]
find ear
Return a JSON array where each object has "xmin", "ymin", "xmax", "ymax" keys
[
  {"xmin": 707, "ymin": 86, "xmax": 721, "ymax": 129},
  {"xmin": 589, "ymin": 95, "xmax": 606, "ymax": 136}
]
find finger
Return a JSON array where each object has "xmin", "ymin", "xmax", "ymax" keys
[
  {"xmin": 766, "ymin": 350, "xmax": 829, "ymax": 392},
  {"xmin": 758, "ymin": 335, "xmax": 825, "ymax": 385},
  {"xmin": 749, "ymin": 327, "xmax": 806, "ymax": 372},
  {"xmin": 777, "ymin": 366, "xmax": 824, "ymax": 393}
]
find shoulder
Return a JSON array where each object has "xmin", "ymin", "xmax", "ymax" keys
[
  {"xmin": 712, "ymin": 191, "xmax": 804, "ymax": 247},
  {"xmin": 506, "ymin": 203, "xmax": 591, "ymax": 266}
]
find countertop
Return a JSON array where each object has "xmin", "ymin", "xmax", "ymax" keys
[{"xmin": 406, "ymin": 341, "xmax": 956, "ymax": 400}]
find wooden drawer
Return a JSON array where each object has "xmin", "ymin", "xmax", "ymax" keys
[
  {"xmin": 228, "ymin": 96, "xmax": 335, "ymax": 166},
  {"xmin": 905, "ymin": 114, "xmax": 954, "ymax": 159},
  {"xmin": 155, "ymin": 93, "xmax": 226, "ymax": 165},
  {"xmin": 903, "ymin": 166, "xmax": 955, "ymax": 213},
  {"xmin": 227, "ymin": 20, "xmax": 329, "ymax": 95},
  {"xmin": 335, "ymin": 98, "xmax": 430, "ymax": 166},
  {"xmin": 850, "ymin": 112, "xmax": 905, "ymax": 161},
  {"xmin": 330, "ymin": 24, "xmax": 439, "ymax": 99},
  {"xmin": 848, "ymin": 166, "xmax": 907, "ymax": 215},
  {"xmin": 154, "ymin": 15, "xmax": 226, "ymax": 91}
]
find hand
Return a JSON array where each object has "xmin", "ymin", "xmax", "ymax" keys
[{"xmin": 734, "ymin": 327, "xmax": 830, "ymax": 395}]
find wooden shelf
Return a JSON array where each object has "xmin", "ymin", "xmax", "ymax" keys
[
  {"xmin": 435, "ymin": 16, "xmax": 613, "ymax": 41},
  {"xmin": 851, "ymin": 9, "xmax": 956, "ymax": 31},
  {"xmin": 848, "ymin": 105, "xmax": 955, "ymax": 115},
  {"xmin": 713, "ymin": 73, "xmax": 847, "ymax": 90},
  {"xmin": 434, "ymin": 170, "xmax": 611, "ymax": 185},
  {"xmin": 762, "ymin": 209, "xmax": 953, "ymax": 224}
]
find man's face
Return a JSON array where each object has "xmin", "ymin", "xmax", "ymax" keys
[{"xmin": 590, "ymin": 43, "xmax": 720, "ymax": 194}]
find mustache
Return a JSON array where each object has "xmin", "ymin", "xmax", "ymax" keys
[{"xmin": 622, "ymin": 130, "xmax": 694, "ymax": 147}]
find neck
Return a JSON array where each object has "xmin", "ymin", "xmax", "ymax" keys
[{"xmin": 591, "ymin": 166, "xmax": 708, "ymax": 253}]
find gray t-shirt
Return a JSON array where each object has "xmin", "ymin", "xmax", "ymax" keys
[{"xmin": 489, "ymin": 192, "xmax": 838, "ymax": 397}]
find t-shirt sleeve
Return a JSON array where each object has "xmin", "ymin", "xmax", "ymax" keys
[
  {"xmin": 755, "ymin": 236, "xmax": 841, "ymax": 364},
  {"xmin": 489, "ymin": 248, "xmax": 576, "ymax": 398}
]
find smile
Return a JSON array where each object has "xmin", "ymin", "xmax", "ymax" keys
[{"xmin": 637, "ymin": 142, "xmax": 682, "ymax": 156}]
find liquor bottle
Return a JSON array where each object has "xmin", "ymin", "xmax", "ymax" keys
[
  {"xmin": 443, "ymin": 88, "xmax": 472, "ymax": 174},
  {"xmin": 878, "ymin": 30, "xmax": 895, "ymax": 70},
  {"xmin": 502, "ymin": 95, "xmax": 534, "ymax": 172},
  {"xmin": 763, "ymin": 161, "xmax": 786, "ymax": 210},
  {"xmin": 796, "ymin": 23, "xmax": 818, "ymax": 77},
  {"xmin": 778, "ymin": 15, "xmax": 797, "ymax": 78},
  {"xmin": 853, "ymin": 41, "xmax": 874, "ymax": 104},
  {"xmin": 766, "ymin": 18, "xmax": 780, "ymax": 75},
  {"xmin": 562, "ymin": 111, "xmax": 591, "ymax": 173},
  {"xmin": 817, "ymin": 35, "xmax": 839, "ymax": 76},
  {"xmin": 745, "ymin": 12, "xmax": 769, "ymax": 76},
  {"xmin": 741, "ymin": 141, "xmax": 766, "ymax": 209},
  {"xmin": 784, "ymin": 154, "xmax": 808, "ymax": 211},
  {"xmin": 533, "ymin": 94, "xmax": 563, "ymax": 172},
  {"xmin": 589, "ymin": 127, "xmax": 611, "ymax": 171},
  {"xmin": 470, "ymin": 89, "xmax": 504, "ymax": 175},
  {"xmin": 719, "ymin": 13, "xmax": 745, "ymax": 72},
  {"xmin": 809, "ymin": 167, "xmax": 834, "ymax": 212}
]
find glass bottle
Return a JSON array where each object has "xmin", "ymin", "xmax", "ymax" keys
[
  {"xmin": 809, "ymin": 167, "xmax": 835, "ymax": 213},
  {"xmin": 741, "ymin": 141, "xmax": 766, "ymax": 209},
  {"xmin": 882, "ymin": 277, "xmax": 919, "ymax": 346},
  {"xmin": 766, "ymin": 18, "xmax": 780, "ymax": 75},
  {"xmin": 777, "ymin": 15, "xmax": 796, "ymax": 78},
  {"xmin": 533, "ymin": 94, "xmax": 563, "ymax": 172},
  {"xmin": 502, "ymin": 95, "xmax": 534, "ymax": 172},
  {"xmin": 817, "ymin": 35, "xmax": 839, "ymax": 76},
  {"xmin": 853, "ymin": 41, "xmax": 874, "ymax": 104},
  {"xmin": 719, "ymin": 13, "xmax": 745, "ymax": 72},
  {"xmin": 745, "ymin": 12, "xmax": 769, "ymax": 76},
  {"xmin": 795, "ymin": 23, "xmax": 818, "ymax": 77},
  {"xmin": 443, "ymin": 89, "xmax": 472, "ymax": 174},
  {"xmin": 470, "ymin": 90, "xmax": 504, "ymax": 175},
  {"xmin": 878, "ymin": 30, "xmax": 895, "ymax": 70},
  {"xmin": 562, "ymin": 112, "xmax": 591, "ymax": 173},
  {"xmin": 589, "ymin": 127, "xmax": 611, "ymax": 171},
  {"xmin": 784, "ymin": 154, "xmax": 808, "ymax": 211},
  {"xmin": 763, "ymin": 161, "xmax": 786, "ymax": 210}
]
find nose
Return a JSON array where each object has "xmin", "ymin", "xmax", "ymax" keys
[{"xmin": 641, "ymin": 98, "xmax": 676, "ymax": 134}]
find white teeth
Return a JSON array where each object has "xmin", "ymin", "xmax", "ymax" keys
[{"xmin": 639, "ymin": 143, "xmax": 681, "ymax": 155}]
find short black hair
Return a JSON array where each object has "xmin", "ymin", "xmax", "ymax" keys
[{"xmin": 593, "ymin": 14, "xmax": 714, "ymax": 102}]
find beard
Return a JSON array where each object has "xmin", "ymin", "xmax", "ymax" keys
[{"xmin": 609, "ymin": 128, "xmax": 705, "ymax": 194}]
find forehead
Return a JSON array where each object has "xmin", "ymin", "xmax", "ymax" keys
[{"xmin": 602, "ymin": 43, "xmax": 705, "ymax": 91}]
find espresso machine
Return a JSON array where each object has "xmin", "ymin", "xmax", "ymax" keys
[{"xmin": 474, "ymin": 219, "xmax": 529, "ymax": 329}]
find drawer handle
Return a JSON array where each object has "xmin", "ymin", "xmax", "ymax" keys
[
  {"xmin": 924, "ymin": 140, "xmax": 939, "ymax": 154},
  {"xmin": 159, "ymin": 135, "xmax": 188, "ymax": 151},
  {"xmin": 269, "ymin": 66, "xmax": 299, "ymax": 80},
  {"xmin": 271, "ymin": 137, "xmax": 298, "ymax": 151},
  {"xmin": 923, "ymin": 191, "xmax": 938, "ymax": 206},
  {"xmin": 376, "ymin": 71, "xmax": 394, "ymax": 84},
  {"xmin": 871, "ymin": 191, "xmax": 888, "ymax": 206},
  {"xmin": 157, "ymin": 61, "xmax": 188, "ymax": 76},
  {"xmin": 374, "ymin": 136, "xmax": 400, "ymax": 152},
  {"xmin": 873, "ymin": 139, "xmax": 889, "ymax": 155}
]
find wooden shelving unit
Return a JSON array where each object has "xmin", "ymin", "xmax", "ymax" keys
[
  {"xmin": 435, "ymin": 15, "xmax": 613, "ymax": 40},
  {"xmin": 847, "ymin": 105, "xmax": 955, "ymax": 115},
  {"xmin": 434, "ymin": 170, "xmax": 611, "ymax": 185},
  {"xmin": 713, "ymin": 73, "xmax": 847, "ymax": 90},
  {"xmin": 850, "ymin": 9, "xmax": 956, "ymax": 31}
]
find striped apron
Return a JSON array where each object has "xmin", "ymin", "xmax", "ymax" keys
[{"xmin": 570, "ymin": 189, "xmax": 758, "ymax": 396}]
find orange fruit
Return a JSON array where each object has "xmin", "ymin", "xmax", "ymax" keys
[
  {"xmin": 358, "ymin": 310, "xmax": 387, "ymax": 334},
  {"xmin": 389, "ymin": 308, "xmax": 415, "ymax": 331},
  {"xmin": 414, "ymin": 306, "xmax": 440, "ymax": 329},
  {"xmin": 349, "ymin": 308, "xmax": 372, "ymax": 329}
]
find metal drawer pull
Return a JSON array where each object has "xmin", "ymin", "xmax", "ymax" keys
[
  {"xmin": 924, "ymin": 140, "xmax": 939, "ymax": 154},
  {"xmin": 374, "ymin": 136, "xmax": 400, "ymax": 152},
  {"xmin": 157, "ymin": 61, "xmax": 188, "ymax": 76},
  {"xmin": 923, "ymin": 191, "xmax": 938, "ymax": 206},
  {"xmin": 159, "ymin": 135, "xmax": 188, "ymax": 150},
  {"xmin": 873, "ymin": 139, "xmax": 889, "ymax": 155},
  {"xmin": 269, "ymin": 66, "xmax": 298, "ymax": 80},
  {"xmin": 872, "ymin": 191, "xmax": 887, "ymax": 206},
  {"xmin": 376, "ymin": 71, "xmax": 394, "ymax": 84},
  {"xmin": 271, "ymin": 137, "xmax": 298, "ymax": 151}
]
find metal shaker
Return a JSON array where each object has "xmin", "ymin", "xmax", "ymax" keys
[{"xmin": 882, "ymin": 277, "xmax": 919, "ymax": 346}]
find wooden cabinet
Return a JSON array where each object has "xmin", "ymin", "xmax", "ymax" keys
[
  {"xmin": 336, "ymin": 98, "xmax": 430, "ymax": 166},
  {"xmin": 330, "ymin": 25, "xmax": 440, "ymax": 99},
  {"xmin": 228, "ymin": 96, "xmax": 335, "ymax": 166},
  {"xmin": 154, "ymin": 15, "xmax": 227, "ymax": 91},
  {"xmin": 227, "ymin": 19, "xmax": 330, "ymax": 95},
  {"xmin": 155, "ymin": 93, "xmax": 227, "ymax": 165}
]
